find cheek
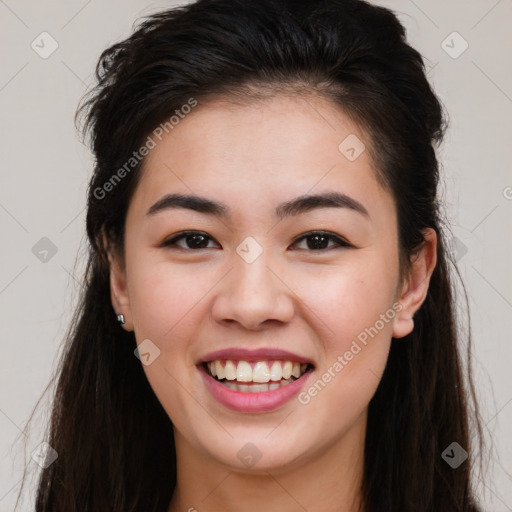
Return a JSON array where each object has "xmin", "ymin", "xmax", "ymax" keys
[
  {"xmin": 125, "ymin": 255, "xmax": 205, "ymax": 422},
  {"xmin": 127, "ymin": 255, "xmax": 210, "ymax": 340},
  {"xmin": 296, "ymin": 261, "xmax": 396, "ymax": 404},
  {"xmin": 297, "ymin": 260, "xmax": 398, "ymax": 346},
  {"xmin": 298, "ymin": 305, "xmax": 393, "ymax": 434}
]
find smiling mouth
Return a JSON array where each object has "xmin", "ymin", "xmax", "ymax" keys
[{"xmin": 203, "ymin": 359, "xmax": 314, "ymax": 393}]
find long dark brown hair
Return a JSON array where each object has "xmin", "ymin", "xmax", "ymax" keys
[{"xmin": 15, "ymin": 0, "xmax": 486, "ymax": 510}]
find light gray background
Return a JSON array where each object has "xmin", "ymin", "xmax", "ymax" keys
[{"xmin": 1, "ymin": 1, "xmax": 511, "ymax": 510}]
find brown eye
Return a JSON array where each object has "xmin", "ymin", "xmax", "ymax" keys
[
  {"xmin": 291, "ymin": 231, "xmax": 352, "ymax": 251},
  {"xmin": 161, "ymin": 231, "xmax": 220, "ymax": 250},
  {"xmin": 161, "ymin": 230, "xmax": 352, "ymax": 251}
]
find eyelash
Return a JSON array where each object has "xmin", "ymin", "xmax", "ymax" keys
[{"xmin": 161, "ymin": 230, "xmax": 352, "ymax": 252}]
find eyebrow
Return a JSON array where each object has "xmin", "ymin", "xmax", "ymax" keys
[{"xmin": 146, "ymin": 191, "xmax": 370, "ymax": 220}]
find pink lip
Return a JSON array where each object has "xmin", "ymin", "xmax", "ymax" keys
[
  {"xmin": 198, "ymin": 363, "xmax": 314, "ymax": 413},
  {"xmin": 198, "ymin": 347, "xmax": 313, "ymax": 364}
]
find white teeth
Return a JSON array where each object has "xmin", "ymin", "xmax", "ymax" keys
[
  {"xmin": 205, "ymin": 359, "xmax": 310, "ymax": 384},
  {"xmin": 224, "ymin": 360, "xmax": 237, "ymax": 381},
  {"xmin": 236, "ymin": 361, "xmax": 252, "ymax": 382},
  {"xmin": 269, "ymin": 361, "xmax": 283, "ymax": 381},
  {"xmin": 252, "ymin": 361, "xmax": 270, "ymax": 382},
  {"xmin": 215, "ymin": 360, "xmax": 225, "ymax": 380},
  {"xmin": 220, "ymin": 378, "xmax": 295, "ymax": 393},
  {"xmin": 223, "ymin": 380, "xmax": 238, "ymax": 391},
  {"xmin": 282, "ymin": 361, "xmax": 293, "ymax": 380}
]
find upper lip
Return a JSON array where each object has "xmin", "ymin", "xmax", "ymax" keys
[{"xmin": 198, "ymin": 348, "xmax": 314, "ymax": 365}]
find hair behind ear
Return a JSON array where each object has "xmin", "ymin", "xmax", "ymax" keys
[{"xmin": 363, "ymin": 225, "xmax": 483, "ymax": 512}]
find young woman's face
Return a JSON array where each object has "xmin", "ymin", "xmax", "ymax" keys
[{"xmin": 110, "ymin": 94, "xmax": 427, "ymax": 472}]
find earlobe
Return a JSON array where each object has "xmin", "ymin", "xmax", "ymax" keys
[{"xmin": 392, "ymin": 228, "xmax": 437, "ymax": 339}]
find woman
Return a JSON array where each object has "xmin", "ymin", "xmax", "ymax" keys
[{"xmin": 21, "ymin": 0, "xmax": 485, "ymax": 510}]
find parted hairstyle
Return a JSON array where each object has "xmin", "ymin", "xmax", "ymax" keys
[{"xmin": 17, "ymin": 0, "xmax": 486, "ymax": 511}]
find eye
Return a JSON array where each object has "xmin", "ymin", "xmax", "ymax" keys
[
  {"xmin": 161, "ymin": 230, "xmax": 351, "ymax": 251},
  {"xmin": 291, "ymin": 231, "xmax": 352, "ymax": 251},
  {"xmin": 161, "ymin": 231, "xmax": 220, "ymax": 250}
]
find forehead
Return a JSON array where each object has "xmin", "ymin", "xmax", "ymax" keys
[{"xmin": 129, "ymin": 94, "xmax": 394, "ymax": 224}]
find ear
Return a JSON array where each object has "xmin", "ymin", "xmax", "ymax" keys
[
  {"xmin": 103, "ymin": 231, "xmax": 134, "ymax": 332},
  {"xmin": 392, "ymin": 228, "xmax": 437, "ymax": 339}
]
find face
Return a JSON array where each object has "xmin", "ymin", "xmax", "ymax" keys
[{"xmin": 109, "ymin": 93, "xmax": 435, "ymax": 473}]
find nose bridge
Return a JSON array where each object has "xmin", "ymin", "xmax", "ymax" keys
[
  {"xmin": 211, "ymin": 236, "xmax": 295, "ymax": 329},
  {"xmin": 234, "ymin": 244, "xmax": 275, "ymax": 295}
]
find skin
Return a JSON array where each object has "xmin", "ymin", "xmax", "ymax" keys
[{"xmin": 108, "ymin": 93, "xmax": 437, "ymax": 512}]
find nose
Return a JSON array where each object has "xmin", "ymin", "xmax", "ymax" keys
[{"xmin": 211, "ymin": 250, "xmax": 295, "ymax": 331}]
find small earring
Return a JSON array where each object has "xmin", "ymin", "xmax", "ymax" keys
[{"xmin": 116, "ymin": 313, "xmax": 125, "ymax": 325}]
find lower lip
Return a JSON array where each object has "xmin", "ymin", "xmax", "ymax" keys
[{"xmin": 198, "ymin": 364, "xmax": 313, "ymax": 413}]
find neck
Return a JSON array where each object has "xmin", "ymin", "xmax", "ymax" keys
[{"xmin": 168, "ymin": 412, "xmax": 367, "ymax": 512}]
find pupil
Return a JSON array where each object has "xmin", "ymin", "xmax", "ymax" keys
[
  {"xmin": 308, "ymin": 235, "xmax": 328, "ymax": 250},
  {"xmin": 188, "ymin": 234, "xmax": 208, "ymax": 248}
]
